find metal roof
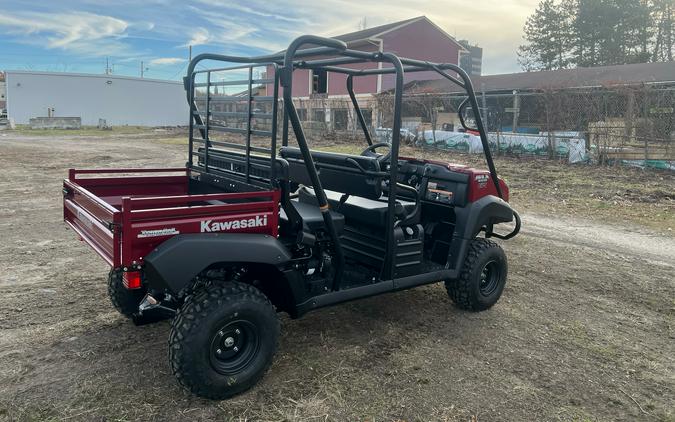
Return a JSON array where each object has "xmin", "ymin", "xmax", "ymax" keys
[
  {"xmin": 3, "ymin": 70, "xmax": 181, "ymax": 85},
  {"xmin": 277, "ymin": 16, "xmax": 466, "ymax": 52},
  {"xmin": 333, "ymin": 16, "xmax": 423, "ymax": 42},
  {"xmin": 404, "ymin": 61, "xmax": 675, "ymax": 94}
]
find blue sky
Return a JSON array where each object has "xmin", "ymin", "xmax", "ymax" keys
[{"xmin": 0, "ymin": 0, "xmax": 539, "ymax": 79}]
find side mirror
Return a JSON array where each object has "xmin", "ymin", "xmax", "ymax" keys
[{"xmin": 458, "ymin": 98, "xmax": 478, "ymax": 131}]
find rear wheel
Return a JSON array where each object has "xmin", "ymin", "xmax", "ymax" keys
[
  {"xmin": 445, "ymin": 238, "xmax": 507, "ymax": 311},
  {"xmin": 107, "ymin": 269, "xmax": 146, "ymax": 318},
  {"xmin": 169, "ymin": 282, "xmax": 279, "ymax": 400}
]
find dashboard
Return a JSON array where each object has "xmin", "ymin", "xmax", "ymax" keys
[{"xmin": 396, "ymin": 159, "xmax": 469, "ymax": 207}]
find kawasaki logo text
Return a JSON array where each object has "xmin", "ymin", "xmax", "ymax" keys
[{"xmin": 200, "ymin": 215, "xmax": 268, "ymax": 233}]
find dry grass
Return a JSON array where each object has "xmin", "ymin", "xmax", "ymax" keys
[
  {"xmin": 0, "ymin": 130, "xmax": 673, "ymax": 421},
  {"xmin": 6, "ymin": 125, "xmax": 186, "ymax": 137}
]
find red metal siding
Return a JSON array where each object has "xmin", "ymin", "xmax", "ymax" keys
[
  {"xmin": 266, "ymin": 67, "xmax": 311, "ymax": 97},
  {"xmin": 266, "ymin": 19, "xmax": 462, "ymax": 96},
  {"xmin": 380, "ymin": 19, "xmax": 461, "ymax": 91},
  {"xmin": 327, "ymin": 44, "xmax": 379, "ymax": 95},
  {"xmin": 290, "ymin": 68, "xmax": 311, "ymax": 97}
]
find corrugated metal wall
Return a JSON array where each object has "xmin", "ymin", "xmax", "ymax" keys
[{"xmin": 5, "ymin": 71, "xmax": 189, "ymax": 126}]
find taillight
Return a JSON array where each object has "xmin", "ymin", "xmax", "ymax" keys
[{"xmin": 122, "ymin": 271, "xmax": 142, "ymax": 289}]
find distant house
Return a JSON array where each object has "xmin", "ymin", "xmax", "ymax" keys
[
  {"xmin": 266, "ymin": 16, "xmax": 468, "ymax": 131},
  {"xmin": 274, "ymin": 16, "xmax": 467, "ymax": 98}
]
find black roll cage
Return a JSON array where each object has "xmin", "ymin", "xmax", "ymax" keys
[{"xmin": 184, "ymin": 35, "xmax": 503, "ymax": 285}]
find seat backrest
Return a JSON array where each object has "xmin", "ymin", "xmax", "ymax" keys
[
  {"xmin": 197, "ymin": 147, "xmax": 289, "ymax": 184},
  {"xmin": 279, "ymin": 146, "xmax": 383, "ymax": 199}
]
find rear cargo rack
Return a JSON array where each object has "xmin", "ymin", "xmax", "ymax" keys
[{"xmin": 187, "ymin": 63, "xmax": 280, "ymax": 186}]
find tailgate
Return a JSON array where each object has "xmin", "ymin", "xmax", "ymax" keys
[{"xmin": 63, "ymin": 178, "xmax": 121, "ymax": 266}]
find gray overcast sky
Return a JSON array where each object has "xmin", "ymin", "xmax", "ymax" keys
[{"xmin": 0, "ymin": 0, "xmax": 540, "ymax": 78}]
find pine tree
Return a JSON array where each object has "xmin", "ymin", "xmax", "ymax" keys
[
  {"xmin": 652, "ymin": 0, "xmax": 674, "ymax": 61},
  {"xmin": 518, "ymin": 0, "xmax": 572, "ymax": 70},
  {"xmin": 520, "ymin": 0, "xmax": 671, "ymax": 70}
]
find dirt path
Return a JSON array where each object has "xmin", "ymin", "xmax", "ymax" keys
[
  {"xmin": 523, "ymin": 213, "xmax": 675, "ymax": 266},
  {"xmin": 0, "ymin": 133, "xmax": 673, "ymax": 421}
]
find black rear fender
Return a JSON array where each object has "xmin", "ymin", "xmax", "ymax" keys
[{"xmin": 144, "ymin": 233, "xmax": 293, "ymax": 297}]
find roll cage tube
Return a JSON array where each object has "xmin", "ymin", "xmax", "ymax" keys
[
  {"xmin": 347, "ymin": 75, "xmax": 373, "ymax": 146},
  {"xmin": 182, "ymin": 35, "xmax": 507, "ymax": 288},
  {"xmin": 282, "ymin": 35, "xmax": 349, "ymax": 291},
  {"xmin": 421, "ymin": 63, "xmax": 503, "ymax": 199},
  {"xmin": 307, "ymin": 59, "xmax": 503, "ymax": 200},
  {"xmin": 379, "ymin": 52, "xmax": 404, "ymax": 280}
]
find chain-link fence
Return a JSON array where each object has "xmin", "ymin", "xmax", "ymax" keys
[
  {"xmin": 373, "ymin": 85, "xmax": 675, "ymax": 169},
  {"xmin": 196, "ymin": 76, "xmax": 674, "ymax": 170},
  {"xmin": 281, "ymin": 85, "xmax": 673, "ymax": 170}
]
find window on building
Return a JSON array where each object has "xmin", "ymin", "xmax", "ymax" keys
[
  {"xmin": 296, "ymin": 108, "xmax": 307, "ymax": 121},
  {"xmin": 332, "ymin": 109, "xmax": 349, "ymax": 131},
  {"xmin": 312, "ymin": 109, "xmax": 325, "ymax": 123},
  {"xmin": 312, "ymin": 70, "xmax": 327, "ymax": 94},
  {"xmin": 361, "ymin": 108, "xmax": 373, "ymax": 128}
]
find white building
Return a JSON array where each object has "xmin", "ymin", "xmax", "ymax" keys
[{"xmin": 5, "ymin": 71, "xmax": 189, "ymax": 126}]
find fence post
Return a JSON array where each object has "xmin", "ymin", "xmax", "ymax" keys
[
  {"xmin": 643, "ymin": 88, "xmax": 649, "ymax": 165},
  {"xmin": 511, "ymin": 90, "xmax": 519, "ymax": 133}
]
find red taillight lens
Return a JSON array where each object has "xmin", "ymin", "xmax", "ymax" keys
[{"xmin": 122, "ymin": 271, "xmax": 142, "ymax": 289}]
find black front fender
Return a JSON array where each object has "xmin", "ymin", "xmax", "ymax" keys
[
  {"xmin": 446, "ymin": 196, "xmax": 516, "ymax": 272},
  {"xmin": 454, "ymin": 195, "xmax": 515, "ymax": 240},
  {"xmin": 143, "ymin": 233, "xmax": 292, "ymax": 294}
]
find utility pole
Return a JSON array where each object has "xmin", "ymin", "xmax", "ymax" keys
[
  {"xmin": 140, "ymin": 61, "xmax": 149, "ymax": 78},
  {"xmin": 105, "ymin": 57, "xmax": 110, "ymax": 75},
  {"xmin": 189, "ymin": 45, "xmax": 192, "ymax": 62}
]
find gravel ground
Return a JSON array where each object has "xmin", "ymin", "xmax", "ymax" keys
[{"xmin": 0, "ymin": 131, "xmax": 673, "ymax": 421}]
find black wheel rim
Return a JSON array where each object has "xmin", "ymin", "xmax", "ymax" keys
[
  {"xmin": 209, "ymin": 319, "xmax": 260, "ymax": 375},
  {"xmin": 479, "ymin": 260, "xmax": 501, "ymax": 297}
]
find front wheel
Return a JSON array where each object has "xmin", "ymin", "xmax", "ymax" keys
[
  {"xmin": 445, "ymin": 238, "xmax": 507, "ymax": 311},
  {"xmin": 169, "ymin": 282, "xmax": 279, "ymax": 400}
]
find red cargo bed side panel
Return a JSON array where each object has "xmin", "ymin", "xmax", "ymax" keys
[
  {"xmin": 63, "ymin": 180, "xmax": 121, "ymax": 266},
  {"xmin": 119, "ymin": 190, "xmax": 281, "ymax": 267}
]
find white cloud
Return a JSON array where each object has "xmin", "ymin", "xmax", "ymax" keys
[
  {"xmin": 0, "ymin": 11, "xmax": 130, "ymax": 56},
  {"xmin": 149, "ymin": 57, "xmax": 185, "ymax": 65},
  {"xmin": 185, "ymin": 27, "xmax": 211, "ymax": 46},
  {"xmin": 0, "ymin": 0, "xmax": 543, "ymax": 74}
]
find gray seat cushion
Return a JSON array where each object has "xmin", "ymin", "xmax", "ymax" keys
[{"xmin": 298, "ymin": 188, "xmax": 416, "ymax": 228}]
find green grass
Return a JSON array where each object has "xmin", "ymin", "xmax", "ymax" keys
[{"xmin": 8, "ymin": 125, "xmax": 163, "ymax": 137}]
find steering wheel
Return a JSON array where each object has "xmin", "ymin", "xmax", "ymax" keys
[{"xmin": 360, "ymin": 142, "xmax": 392, "ymax": 165}]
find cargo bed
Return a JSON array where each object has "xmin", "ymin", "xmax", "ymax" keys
[{"xmin": 63, "ymin": 168, "xmax": 280, "ymax": 268}]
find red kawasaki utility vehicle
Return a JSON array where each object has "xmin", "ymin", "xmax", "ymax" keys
[{"xmin": 63, "ymin": 35, "xmax": 520, "ymax": 399}]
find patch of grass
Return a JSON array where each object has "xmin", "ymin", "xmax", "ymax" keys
[
  {"xmin": 154, "ymin": 136, "xmax": 188, "ymax": 145},
  {"xmin": 8, "ymin": 125, "xmax": 169, "ymax": 137}
]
